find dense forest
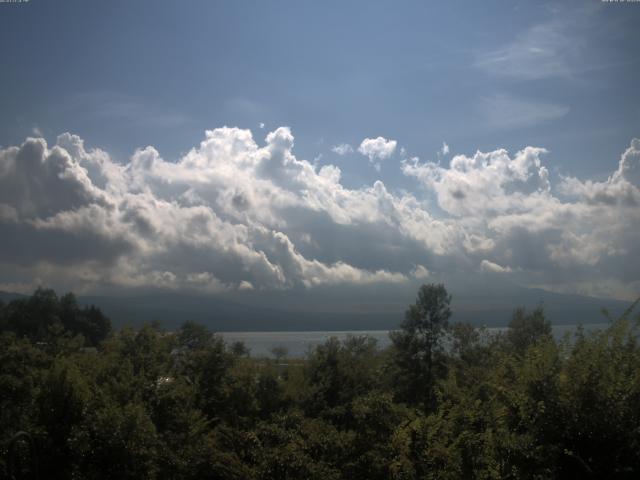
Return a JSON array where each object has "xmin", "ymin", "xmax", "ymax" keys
[{"xmin": 1, "ymin": 285, "xmax": 639, "ymax": 479}]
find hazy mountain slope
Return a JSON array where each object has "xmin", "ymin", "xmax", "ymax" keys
[
  {"xmin": 78, "ymin": 287, "xmax": 631, "ymax": 331},
  {"xmin": 1, "ymin": 285, "xmax": 631, "ymax": 331}
]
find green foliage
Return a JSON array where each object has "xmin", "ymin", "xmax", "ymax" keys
[
  {"xmin": 36, "ymin": 359, "xmax": 92, "ymax": 478},
  {"xmin": 270, "ymin": 345, "xmax": 289, "ymax": 363},
  {"xmin": 302, "ymin": 335, "xmax": 382, "ymax": 420},
  {"xmin": 0, "ymin": 332, "xmax": 50, "ymax": 443},
  {"xmin": 71, "ymin": 402, "xmax": 160, "ymax": 479},
  {"xmin": 389, "ymin": 283, "xmax": 452, "ymax": 410},
  {"xmin": 1, "ymin": 288, "xmax": 639, "ymax": 479},
  {"xmin": 0, "ymin": 288, "xmax": 111, "ymax": 346},
  {"xmin": 254, "ymin": 411, "xmax": 346, "ymax": 480},
  {"xmin": 506, "ymin": 306, "xmax": 552, "ymax": 355}
]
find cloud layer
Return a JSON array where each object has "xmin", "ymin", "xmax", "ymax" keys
[
  {"xmin": 358, "ymin": 137, "xmax": 397, "ymax": 171},
  {"xmin": 0, "ymin": 128, "xmax": 638, "ymax": 300}
]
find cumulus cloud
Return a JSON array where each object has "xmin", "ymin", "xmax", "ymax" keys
[
  {"xmin": 412, "ymin": 264, "xmax": 431, "ymax": 279},
  {"xmin": 559, "ymin": 138, "xmax": 640, "ymax": 207},
  {"xmin": 0, "ymin": 127, "xmax": 638, "ymax": 300},
  {"xmin": 331, "ymin": 143, "xmax": 353, "ymax": 156},
  {"xmin": 0, "ymin": 127, "xmax": 414, "ymax": 294},
  {"xmin": 441, "ymin": 142, "xmax": 450, "ymax": 156},
  {"xmin": 358, "ymin": 136, "xmax": 397, "ymax": 171},
  {"xmin": 480, "ymin": 260, "xmax": 512, "ymax": 274},
  {"xmin": 402, "ymin": 138, "xmax": 640, "ymax": 299},
  {"xmin": 0, "ymin": 137, "xmax": 109, "ymax": 219},
  {"xmin": 403, "ymin": 145, "xmax": 552, "ymax": 217}
]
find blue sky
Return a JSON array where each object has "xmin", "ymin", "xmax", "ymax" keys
[
  {"xmin": 0, "ymin": 0, "xmax": 639, "ymax": 302},
  {"xmin": 2, "ymin": 1, "xmax": 638, "ymax": 180}
]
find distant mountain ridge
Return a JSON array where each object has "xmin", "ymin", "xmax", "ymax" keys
[
  {"xmin": 2, "ymin": 286, "xmax": 631, "ymax": 332},
  {"xmin": 0, "ymin": 291, "xmax": 27, "ymax": 303}
]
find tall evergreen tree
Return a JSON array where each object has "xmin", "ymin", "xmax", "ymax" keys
[{"xmin": 389, "ymin": 283, "xmax": 452, "ymax": 410}]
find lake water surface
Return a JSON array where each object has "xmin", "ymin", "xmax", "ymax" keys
[{"xmin": 221, "ymin": 323, "xmax": 609, "ymax": 358}]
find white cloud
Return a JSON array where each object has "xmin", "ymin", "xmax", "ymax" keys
[
  {"xmin": 474, "ymin": 4, "xmax": 597, "ymax": 81},
  {"xmin": 0, "ymin": 127, "xmax": 412, "ymax": 293},
  {"xmin": 402, "ymin": 138, "xmax": 640, "ymax": 299},
  {"xmin": 441, "ymin": 142, "xmax": 450, "ymax": 156},
  {"xmin": 559, "ymin": 138, "xmax": 640, "ymax": 207},
  {"xmin": 476, "ymin": 21, "xmax": 576, "ymax": 80},
  {"xmin": 358, "ymin": 136, "xmax": 397, "ymax": 171},
  {"xmin": 0, "ymin": 127, "xmax": 638, "ymax": 300},
  {"xmin": 480, "ymin": 260, "xmax": 512, "ymax": 274},
  {"xmin": 474, "ymin": 4, "xmax": 629, "ymax": 83},
  {"xmin": 402, "ymin": 145, "xmax": 552, "ymax": 217},
  {"xmin": 0, "ymin": 137, "xmax": 110, "ymax": 219},
  {"xmin": 412, "ymin": 264, "xmax": 430, "ymax": 279},
  {"xmin": 331, "ymin": 143, "xmax": 353, "ymax": 155},
  {"xmin": 479, "ymin": 94, "xmax": 569, "ymax": 130}
]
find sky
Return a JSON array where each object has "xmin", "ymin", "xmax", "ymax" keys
[{"xmin": 0, "ymin": 0, "xmax": 639, "ymax": 304}]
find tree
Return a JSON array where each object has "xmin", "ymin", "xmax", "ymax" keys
[
  {"xmin": 36, "ymin": 359, "xmax": 91, "ymax": 479},
  {"xmin": 389, "ymin": 283, "xmax": 452, "ymax": 410},
  {"xmin": 230, "ymin": 340, "xmax": 250, "ymax": 358},
  {"xmin": 270, "ymin": 345, "xmax": 289, "ymax": 363},
  {"xmin": 60, "ymin": 293, "xmax": 111, "ymax": 346},
  {"xmin": 81, "ymin": 304, "xmax": 111, "ymax": 346},
  {"xmin": 1, "ymin": 289, "xmax": 111, "ymax": 346},
  {"xmin": 506, "ymin": 306, "xmax": 551, "ymax": 355},
  {"xmin": 5, "ymin": 288, "xmax": 60, "ymax": 340},
  {"xmin": 303, "ymin": 335, "xmax": 382, "ymax": 420},
  {"xmin": 177, "ymin": 321, "xmax": 212, "ymax": 351}
]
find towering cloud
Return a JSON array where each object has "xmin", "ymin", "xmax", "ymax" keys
[{"xmin": 0, "ymin": 128, "xmax": 638, "ymax": 300}]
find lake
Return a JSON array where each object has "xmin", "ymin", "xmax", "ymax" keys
[{"xmin": 220, "ymin": 323, "xmax": 610, "ymax": 358}]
